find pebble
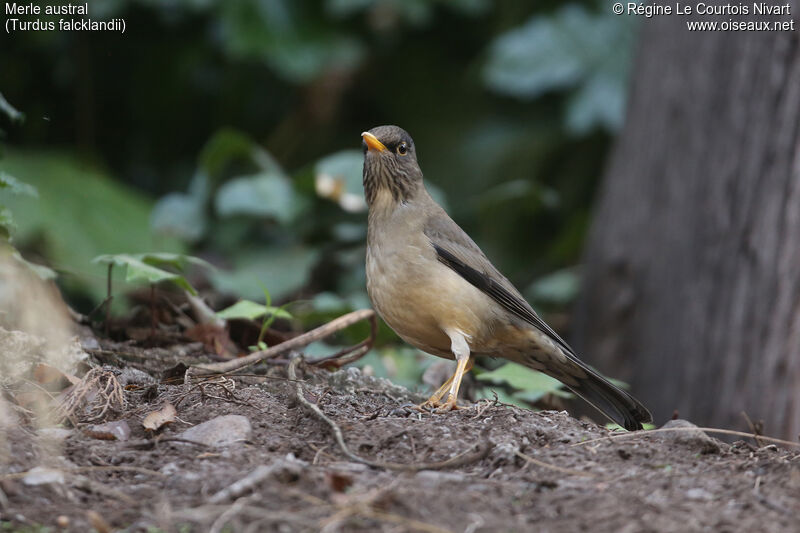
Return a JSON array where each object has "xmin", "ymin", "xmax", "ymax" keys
[
  {"xmin": 686, "ymin": 487, "xmax": 713, "ymax": 500},
  {"xmin": 22, "ymin": 466, "xmax": 65, "ymax": 486},
  {"xmin": 656, "ymin": 419, "xmax": 721, "ymax": 454},
  {"xmin": 178, "ymin": 415, "xmax": 252, "ymax": 447},
  {"xmin": 37, "ymin": 428, "xmax": 73, "ymax": 443}
]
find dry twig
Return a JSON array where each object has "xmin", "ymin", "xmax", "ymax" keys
[
  {"xmin": 571, "ymin": 426, "xmax": 800, "ymax": 449},
  {"xmin": 189, "ymin": 309, "xmax": 375, "ymax": 378}
]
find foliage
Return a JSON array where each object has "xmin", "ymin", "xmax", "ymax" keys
[
  {"xmin": 0, "ymin": 172, "xmax": 36, "ymax": 241},
  {"xmin": 484, "ymin": 5, "xmax": 636, "ymax": 134},
  {"xmin": 475, "ymin": 363, "xmax": 572, "ymax": 406},
  {"xmin": 0, "ymin": 94, "xmax": 56, "ymax": 279},
  {"xmin": 525, "ymin": 267, "xmax": 581, "ymax": 308},
  {"xmin": 1, "ymin": 1, "xmax": 635, "ymax": 395},
  {"xmin": 92, "ymin": 252, "xmax": 213, "ymax": 295},
  {"xmin": 0, "ymin": 152, "xmax": 184, "ymax": 300},
  {"xmin": 0, "ymin": 93, "xmax": 30, "ymax": 242},
  {"xmin": 215, "ymin": 299, "xmax": 292, "ymax": 322}
]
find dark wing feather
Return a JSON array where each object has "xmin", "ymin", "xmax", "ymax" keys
[
  {"xmin": 423, "ymin": 211, "xmax": 574, "ymax": 356},
  {"xmin": 432, "ymin": 244, "xmax": 575, "ymax": 356}
]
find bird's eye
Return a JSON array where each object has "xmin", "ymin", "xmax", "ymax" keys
[{"xmin": 396, "ymin": 142, "xmax": 408, "ymax": 156}]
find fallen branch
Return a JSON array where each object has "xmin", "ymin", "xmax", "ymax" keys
[
  {"xmin": 288, "ymin": 356, "xmax": 493, "ymax": 472},
  {"xmin": 307, "ymin": 312, "xmax": 378, "ymax": 369},
  {"xmin": 188, "ymin": 309, "xmax": 375, "ymax": 378}
]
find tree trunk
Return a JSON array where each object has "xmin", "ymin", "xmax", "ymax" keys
[{"xmin": 573, "ymin": 10, "xmax": 800, "ymax": 439}]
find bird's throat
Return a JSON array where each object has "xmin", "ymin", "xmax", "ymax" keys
[{"xmin": 363, "ymin": 166, "xmax": 417, "ymax": 207}]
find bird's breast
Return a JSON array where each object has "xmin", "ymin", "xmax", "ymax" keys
[{"xmin": 365, "ymin": 232, "xmax": 502, "ymax": 357}]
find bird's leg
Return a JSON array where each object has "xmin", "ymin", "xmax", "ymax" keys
[
  {"xmin": 421, "ymin": 357, "xmax": 476, "ymax": 407},
  {"xmin": 418, "ymin": 330, "xmax": 473, "ymax": 412}
]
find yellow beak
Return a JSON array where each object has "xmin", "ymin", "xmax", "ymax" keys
[{"xmin": 361, "ymin": 131, "xmax": 387, "ymax": 152}]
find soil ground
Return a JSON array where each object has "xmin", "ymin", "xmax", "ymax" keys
[{"xmin": 2, "ymin": 339, "xmax": 800, "ymax": 533}]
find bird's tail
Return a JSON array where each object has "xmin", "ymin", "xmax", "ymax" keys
[{"xmin": 514, "ymin": 353, "xmax": 652, "ymax": 431}]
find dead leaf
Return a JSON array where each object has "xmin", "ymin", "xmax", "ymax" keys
[
  {"xmin": 184, "ymin": 322, "xmax": 238, "ymax": 359},
  {"xmin": 326, "ymin": 471, "xmax": 354, "ymax": 493},
  {"xmin": 142, "ymin": 402, "xmax": 177, "ymax": 432},
  {"xmin": 87, "ymin": 510, "xmax": 112, "ymax": 533},
  {"xmin": 32, "ymin": 363, "xmax": 80, "ymax": 391}
]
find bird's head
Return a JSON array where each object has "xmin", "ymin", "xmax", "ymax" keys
[{"xmin": 361, "ymin": 125, "xmax": 423, "ymax": 207}]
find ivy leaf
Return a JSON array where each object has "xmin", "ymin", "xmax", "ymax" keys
[
  {"xmin": 475, "ymin": 363, "xmax": 569, "ymax": 403},
  {"xmin": 210, "ymin": 246, "xmax": 319, "ymax": 300},
  {"xmin": 525, "ymin": 267, "xmax": 580, "ymax": 306},
  {"xmin": 483, "ymin": 5, "xmax": 635, "ymax": 134},
  {"xmin": 216, "ymin": 299, "xmax": 293, "ymax": 321},
  {"xmin": 0, "ymin": 172, "xmax": 37, "ymax": 197},
  {"xmin": 92, "ymin": 253, "xmax": 211, "ymax": 295},
  {"xmin": 215, "ymin": 171, "xmax": 307, "ymax": 224},
  {"xmin": 151, "ymin": 172, "xmax": 209, "ymax": 244},
  {"xmin": 199, "ymin": 129, "xmax": 283, "ymax": 179},
  {"xmin": 136, "ymin": 252, "xmax": 215, "ymax": 272}
]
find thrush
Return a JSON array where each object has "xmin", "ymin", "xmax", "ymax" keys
[{"xmin": 361, "ymin": 125, "xmax": 652, "ymax": 430}]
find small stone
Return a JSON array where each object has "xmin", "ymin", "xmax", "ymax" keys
[
  {"xmin": 118, "ymin": 367, "xmax": 156, "ymax": 387},
  {"xmin": 415, "ymin": 470, "xmax": 466, "ymax": 486},
  {"xmin": 655, "ymin": 419, "xmax": 721, "ymax": 454},
  {"xmin": 37, "ymin": 428, "xmax": 73, "ymax": 443},
  {"xmin": 22, "ymin": 466, "xmax": 65, "ymax": 486},
  {"xmin": 178, "ymin": 415, "xmax": 252, "ymax": 447},
  {"xmin": 160, "ymin": 462, "xmax": 179, "ymax": 475},
  {"xmin": 686, "ymin": 487, "xmax": 713, "ymax": 500}
]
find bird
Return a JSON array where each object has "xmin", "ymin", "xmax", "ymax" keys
[{"xmin": 361, "ymin": 125, "xmax": 652, "ymax": 431}]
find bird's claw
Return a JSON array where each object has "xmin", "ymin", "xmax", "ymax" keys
[{"xmin": 416, "ymin": 395, "xmax": 462, "ymax": 413}]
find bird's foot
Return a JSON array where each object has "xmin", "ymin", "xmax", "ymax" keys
[{"xmin": 416, "ymin": 394, "xmax": 461, "ymax": 413}]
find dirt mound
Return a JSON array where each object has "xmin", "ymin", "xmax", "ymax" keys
[{"xmin": 2, "ymin": 359, "xmax": 799, "ymax": 532}]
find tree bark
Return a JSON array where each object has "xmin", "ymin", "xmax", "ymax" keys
[{"xmin": 573, "ymin": 10, "xmax": 800, "ymax": 439}]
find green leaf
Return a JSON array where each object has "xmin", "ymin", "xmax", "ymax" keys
[
  {"xmin": 475, "ymin": 363, "xmax": 567, "ymax": 403},
  {"xmin": 215, "ymin": 171, "xmax": 307, "ymax": 224},
  {"xmin": 92, "ymin": 253, "xmax": 200, "ymax": 295},
  {"xmin": 566, "ymin": 73, "xmax": 626, "ymax": 134},
  {"xmin": 483, "ymin": 5, "xmax": 634, "ymax": 133},
  {"xmin": 0, "ymin": 172, "xmax": 37, "ymax": 197},
  {"xmin": 353, "ymin": 346, "xmax": 433, "ymax": 389},
  {"xmin": 150, "ymin": 178, "xmax": 208, "ymax": 243},
  {"xmin": 210, "ymin": 246, "xmax": 320, "ymax": 300},
  {"xmin": 0, "ymin": 150, "xmax": 185, "ymax": 301},
  {"xmin": 199, "ymin": 129, "xmax": 283, "ymax": 179},
  {"xmin": 218, "ymin": 0, "xmax": 365, "ymax": 83},
  {"xmin": 525, "ymin": 267, "xmax": 580, "ymax": 306},
  {"xmin": 325, "ymin": 0, "xmax": 488, "ymax": 25},
  {"xmin": 137, "ymin": 252, "xmax": 215, "ymax": 272},
  {"xmin": 216, "ymin": 299, "xmax": 293, "ymax": 321}
]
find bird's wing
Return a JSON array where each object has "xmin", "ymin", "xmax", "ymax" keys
[{"xmin": 423, "ymin": 210, "xmax": 575, "ymax": 357}]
